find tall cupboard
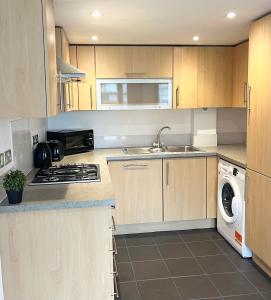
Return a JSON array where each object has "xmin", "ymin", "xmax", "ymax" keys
[{"xmin": 246, "ymin": 14, "xmax": 271, "ymax": 274}]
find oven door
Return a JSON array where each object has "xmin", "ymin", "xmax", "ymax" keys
[{"xmin": 96, "ymin": 79, "xmax": 172, "ymax": 110}]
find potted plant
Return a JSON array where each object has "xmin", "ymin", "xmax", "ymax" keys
[{"xmin": 3, "ymin": 170, "xmax": 26, "ymax": 204}]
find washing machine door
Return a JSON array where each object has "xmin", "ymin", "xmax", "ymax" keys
[{"xmin": 218, "ymin": 176, "xmax": 241, "ymax": 224}]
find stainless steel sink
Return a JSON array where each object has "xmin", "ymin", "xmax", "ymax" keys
[{"xmin": 122, "ymin": 145, "xmax": 203, "ymax": 155}]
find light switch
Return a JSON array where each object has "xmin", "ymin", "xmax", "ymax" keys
[{"xmin": 4, "ymin": 149, "xmax": 12, "ymax": 165}]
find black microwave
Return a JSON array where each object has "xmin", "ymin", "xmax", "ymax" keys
[{"xmin": 47, "ymin": 129, "xmax": 94, "ymax": 155}]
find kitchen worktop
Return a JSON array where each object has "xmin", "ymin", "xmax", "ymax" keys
[
  {"xmin": 0, "ymin": 144, "xmax": 246, "ymax": 213},
  {"xmin": 0, "ymin": 150, "xmax": 117, "ymax": 213}
]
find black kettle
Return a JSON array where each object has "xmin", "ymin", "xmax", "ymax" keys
[{"xmin": 34, "ymin": 142, "xmax": 52, "ymax": 169}]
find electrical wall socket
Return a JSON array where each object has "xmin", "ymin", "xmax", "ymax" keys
[
  {"xmin": 4, "ymin": 149, "xmax": 12, "ymax": 166},
  {"xmin": 32, "ymin": 134, "xmax": 39, "ymax": 146},
  {"xmin": 0, "ymin": 153, "xmax": 4, "ymax": 168}
]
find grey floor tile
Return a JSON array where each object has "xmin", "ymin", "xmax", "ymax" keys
[
  {"xmin": 209, "ymin": 272, "xmax": 257, "ymax": 296},
  {"xmin": 116, "ymin": 247, "xmax": 130, "ymax": 263},
  {"xmin": 226, "ymin": 252, "xmax": 256, "ymax": 272},
  {"xmin": 224, "ymin": 294, "xmax": 264, "ymax": 300},
  {"xmin": 244, "ymin": 270, "xmax": 271, "ymax": 293},
  {"xmin": 165, "ymin": 257, "xmax": 204, "ymax": 277},
  {"xmin": 187, "ymin": 240, "xmax": 222, "ymax": 256},
  {"xmin": 158, "ymin": 243, "xmax": 192, "ymax": 259},
  {"xmin": 128, "ymin": 245, "xmax": 161, "ymax": 261},
  {"xmin": 214, "ymin": 239, "xmax": 235, "ymax": 254},
  {"xmin": 116, "ymin": 235, "xmax": 127, "ymax": 248},
  {"xmin": 119, "ymin": 282, "xmax": 140, "ymax": 300},
  {"xmin": 117, "ymin": 262, "xmax": 135, "ymax": 282},
  {"xmin": 126, "ymin": 233, "xmax": 156, "ymax": 247},
  {"xmin": 174, "ymin": 275, "xmax": 220, "ymax": 300},
  {"xmin": 262, "ymin": 292, "xmax": 271, "ymax": 299},
  {"xmin": 179, "ymin": 229, "xmax": 210, "ymax": 242},
  {"xmin": 153, "ymin": 231, "xmax": 183, "ymax": 244},
  {"xmin": 138, "ymin": 278, "xmax": 180, "ymax": 300},
  {"xmin": 205, "ymin": 229, "xmax": 224, "ymax": 241},
  {"xmin": 133, "ymin": 260, "xmax": 170, "ymax": 280},
  {"xmin": 197, "ymin": 254, "xmax": 237, "ymax": 274}
]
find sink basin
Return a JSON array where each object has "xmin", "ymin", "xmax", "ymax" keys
[{"xmin": 122, "ymin": 145, "xmax": 203, "ymax": 155}]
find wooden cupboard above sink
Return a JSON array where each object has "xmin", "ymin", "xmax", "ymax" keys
[{"xmin": 95, "ymin": 46, "xmax": 173, "ymax": 78}]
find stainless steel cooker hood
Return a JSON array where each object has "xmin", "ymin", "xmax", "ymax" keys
[{"xmin": 57, "ymin": 57, "xmax": 86, "ymax": 82}]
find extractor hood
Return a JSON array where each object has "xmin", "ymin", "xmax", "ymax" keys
[{"xmin": 57, "ymin": 57, "xmax": 86, "ymax": 82}]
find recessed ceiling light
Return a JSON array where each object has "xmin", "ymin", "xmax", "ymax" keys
[
  {"xmin": 91, "ymin": 35, "xmax": 98, "ymax": 41},
  {"xmin": 227, "ymin": 12, "xmax": 236, "ymax": 19},
  {"xmin": 193, "ymin": 36, "xmax": 199, "ymax": 41},
  {"xmin": 91, "ymin": 11, "xmax": 101, "ymax": 17}
]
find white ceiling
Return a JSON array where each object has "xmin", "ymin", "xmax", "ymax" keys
[{"xmin": 54, "ymin": 0, "xmax": 271, "ymax": 45}]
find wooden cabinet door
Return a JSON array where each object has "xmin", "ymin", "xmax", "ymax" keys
[
  {"xmin": 198, "ymin": 47, "xmax": 233, "ymax": 108},
  {"xmin": 163, "ymin": 158, "xmax": 207, "ymax": 221},
  {"xmin": 77, "ymin": 46, "xmax": 96, "ymax": 110},
  {"xmin": 207, "ymin": 157, "xmax": 218, "ymax": 218},
  {"xmin": 95, "ymin": 46, "xmax": 172, "ymax": 78},
  {"xmin": 246, "ymin": 170, "xmax": 271, "ymax": 268},
  {"xmin": 173, "ymin": 47, "xmax": 198, "ymax": 109},
  {"xmin": 0, "ymin": 0, "xmax": 51, "ymax": 118},
  {"xmin": 131, "ymin": 46, "xmax": 173, "ymax": 77},
  {"xmin": 95, "ymin": 46, "xmax": 133, "ymax": 78},
  {"xmin": 108, "ymin": 160, "xmax": 163, "ymax": 225},
  {"xmin": 247, "ymin": 15, "xmax": 271, "ymax": 177},
  {"xmin": 232, "ymin": 42, "xmax": 248, "ymax": 107}
]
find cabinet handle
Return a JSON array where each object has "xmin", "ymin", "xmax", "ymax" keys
[
  {"xmin": 90, "ymin": 85, "xmax": 93, "ymax": 110},
  {"xmin": 110, "ymin": 236, "xmax": 118, "ymax": 255},
  {"xmin": 125, "ymin": 72, "xmax": 146, "ymax": 77},
  {"xmin": 247, "ymin": 85, "xmax": 252, "ymax": 112},
  {"xmin": 166, "ymin": 162, "xmax": 169, "ymax": 186},
  {"xmin": 123, "ymin": 164, "xmax": 148, "ymax": 168},
  {"xmin": 112, "ymin": 273, "xmax": 119, "ymax": 298},
  {"xmin": 176, "ymin": 86, "xmax": 180, "ymax": 108},
  {"xmin": 243, "ymin": 82, "xmax": 248, "ymax": 105}
]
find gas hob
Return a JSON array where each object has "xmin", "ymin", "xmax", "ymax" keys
[{"xmin": 30, "ymin": 164, "xmax": 100, "ymax": 185}]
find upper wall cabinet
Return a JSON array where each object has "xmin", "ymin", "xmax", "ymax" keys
[
  {"xmin": 198, "ymin": 47, "xmax": 233, "ymax": 108},
  {"xmin": 173, "ymin": 47, "xmax": 198, "ymax": 109},
  {"xmin": 69, "ymin": 46, "xmax": 96, "ymax": 110},
  {"xmin": 232, "ymin": 42, "xmax": 248, "ymax": 108},
  {"xmin": 95, "ymin": 46, "xmax": 173, "ymax": 78},
  {"xmin": 0, "ymin": 0, "xmax": 57, "ymax": 118},
  {"xmin": 55, "ymin": 27, "xmax": 70, "ymax": 63}
]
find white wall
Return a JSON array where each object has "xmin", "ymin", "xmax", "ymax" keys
[
  {"xmin": 217, "ymin": 108, "xmax": 247, "ymax": 144},
  {"xmin": 0, "ymin": 118, "xmax": 46, "ymax": 201},
  {"xmin": 48, "ymin": 110, "xmax": 194, "ymax": 148}
]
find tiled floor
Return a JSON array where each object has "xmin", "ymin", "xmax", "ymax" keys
[{"xmin": 115, "ymin": 229, "xmax": 271, "ymax": 300}]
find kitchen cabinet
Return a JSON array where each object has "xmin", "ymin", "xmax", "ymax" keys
[
  {"xmin": 108, "ymin": 159, "xmax": 163, "ymax": 225},
  {"xmin": 163, "ymin": 157, "xmax": 207, "ymax": 221},
  {"xmin": 68, "ymin": 46, "xmax": 96, "ymax": 110},
  {"xmin": 68, "ymin": 46, "xmax": 79, "ymax": 110},
  {"xmin": 198, "ymin": 47, "xmax": 233, "ymax": 108},
  {"xmin": 232, "ymin": 42, "xmax": 249, "ymax": 107},
  {"xmin": 207, "ymin": 156, "xmax": 218, "ymax": 218},
  {"xmin": 246, "ymin": 170, "xmax": 271, "ymax": 272},
  {"xmin": 55, "ymin": 26, "xmax": 70, "ymax": 63},
  {"xmin": 173, "ymin": 47, "xmax": 198, "ymax": 109},
  {"xmin": 95, "ymin": 46, "xmax": 173, "ymax": 78},
  {"xmin": 0, "ymin": 206, "xmax": 114, "ymax": 300},
  {"xmin": 247, "ymin": 14, "xmax": 271, "ymax": 177},
  {"xmin": 0, "ymin": 0, "xmax": 57, "ymax": 118}
]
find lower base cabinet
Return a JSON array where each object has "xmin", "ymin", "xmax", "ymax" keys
[
  {"xmin": 163, "ymin": 157, "xmax": 207, "ymax": 221},
  {"xmin": 108, "ymin": 159, "xmax": 163, "ymax": 225},
  {"xmin": 0, "ymin": 206, "xmax": 114, "ymax": 300},
  {"xmin": 246, "ymin": 170, "xmax": 271, "ymax": 270}
]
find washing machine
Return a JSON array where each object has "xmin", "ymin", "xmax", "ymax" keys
[{"xmin": 217, "ymin": 159, "xmax": 252, "ymax": 258}]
